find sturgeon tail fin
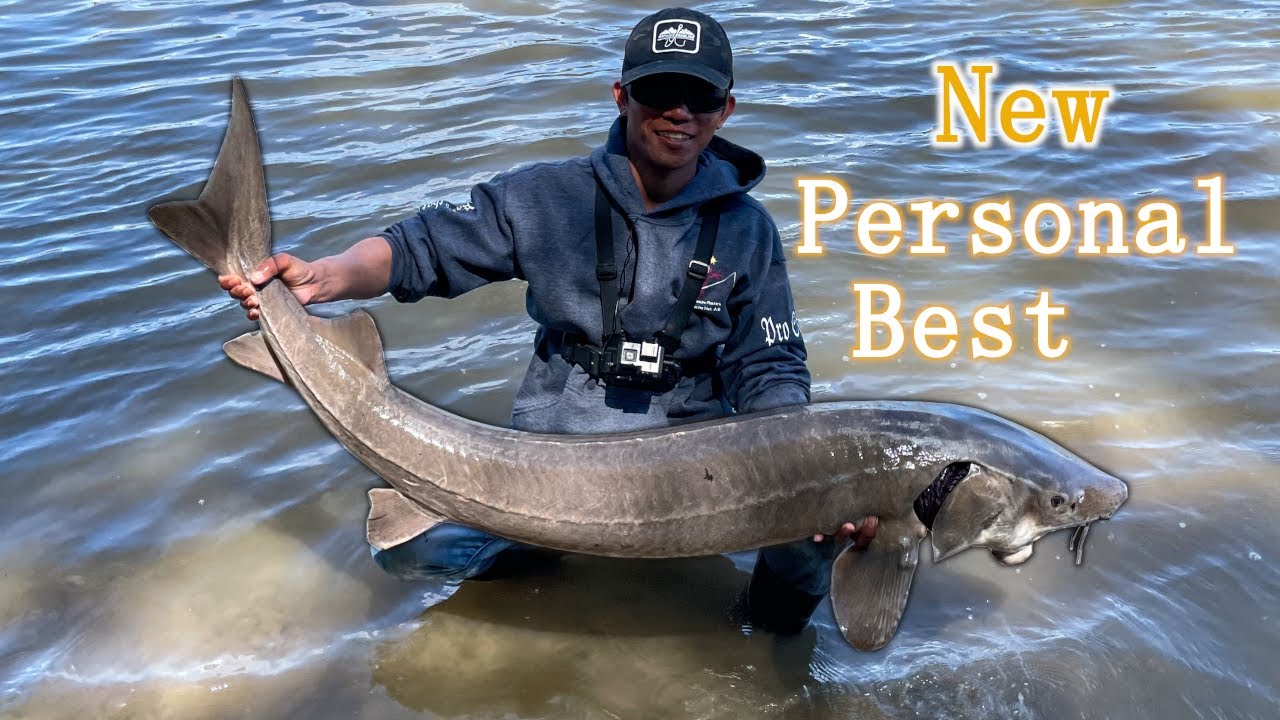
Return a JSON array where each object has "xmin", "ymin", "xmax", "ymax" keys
[
  {"xmin": 224, "ymin": 310, "xmax": 388, "ymax": 385},
  {"xmin": 148, "ymin": 78, "xmax": 272, "ymax": 278}
]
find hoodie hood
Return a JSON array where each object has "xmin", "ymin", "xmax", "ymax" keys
[{"xmin": 590, "ymin": 116, "xmax": 766, "ymax": 217}]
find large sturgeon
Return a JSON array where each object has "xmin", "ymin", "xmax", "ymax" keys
[{"xmin": 148, "ymin": 80, "xmax": 1128, "ymax": 651}]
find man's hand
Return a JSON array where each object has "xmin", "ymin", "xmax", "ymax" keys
[
  {"xmin": 814, "ymin": 516, "xmax": 879, "ymax": 550},
  {"xmin": 218, "ymin": 253, "xmax": 324, "ymax": 321},
  {"xmin": 218, "ymin": 237, "xmax": 394, "ymax": 321}
]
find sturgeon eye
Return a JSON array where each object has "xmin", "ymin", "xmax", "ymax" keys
[{"xmin": 1050, "ymin": 495, "xmax": 1066, "ymax": 508}]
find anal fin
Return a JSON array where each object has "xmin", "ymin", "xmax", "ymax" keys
[
  {"xmin": 831, "ymin": 528, "xmax": 922, "ymax": 651},
  {"xmin": 224, "ymin": 331, "xmax": 287, "ymax": 384},
  {"xmin": 367, "ymin": 488, "xmax": 447, "ymax": 550}
]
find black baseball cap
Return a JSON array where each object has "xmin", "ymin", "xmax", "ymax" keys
[{"xmin": 621, "ymin": 8, "xmax": 733, "ymax": 91}]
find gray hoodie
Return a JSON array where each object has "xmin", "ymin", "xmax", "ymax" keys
[{"xmin": 381, "ymin": 117, "xmax": 810, "ymax": 434}]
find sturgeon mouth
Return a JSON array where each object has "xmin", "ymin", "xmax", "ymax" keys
[
  {"xmin": 993, "ymin": 520, "xmax": 1100, "ymax": 567},
  {"xmin": 991, "ymin": 544, "xmax": 1034, "ymax": 565}
]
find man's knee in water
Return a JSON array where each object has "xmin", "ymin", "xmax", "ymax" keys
[
  {"xmin": 746, "ymin": 539, "xmax": 838, "ymax": 633},
  {"xmin": 369, "ymin": 522, "xmax": 524, "ymax": 582}
]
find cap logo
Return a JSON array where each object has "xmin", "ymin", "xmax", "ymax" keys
[{"xmin": 652, "ymin": 19, "xmax": 700, "ymax": 54}]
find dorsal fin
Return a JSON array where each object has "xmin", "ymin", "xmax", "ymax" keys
[
  {"xmin": 307, "ymin": 310, "xmax": 388, "ymax": 381},
  {"xmin": 223, "ymin": 311, "xmax": 388, "ymax": 385}
]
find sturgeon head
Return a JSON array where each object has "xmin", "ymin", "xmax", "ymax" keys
[
  {"xmin": 924, "ymin": 415, "xmax": 1129, "ymax": 566},
  {"xmin": 830, "ymin": 405, "xmax": 1127, "ymax": 652}
]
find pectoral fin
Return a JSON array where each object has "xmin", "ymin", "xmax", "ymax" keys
[
  {"xmin": 367, "ymin": 488, "xmax": 446, "ymax": 550},
  {"xmin": 930, "ymin": 465, "xmax": 1013, "ymax": 561},
  {"xmin": 830, "ymin": 532, "xmax": 921, "ymax": 651}
]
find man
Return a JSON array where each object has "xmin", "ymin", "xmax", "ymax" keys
[{"xmin": 221, "ymin": 7, "xmax": 876, "ymax": 633}]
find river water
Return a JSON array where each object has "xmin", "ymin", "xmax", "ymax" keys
[{"xmin": 2, "ymin": 1, "xmax": 1277, "ymax": 718}]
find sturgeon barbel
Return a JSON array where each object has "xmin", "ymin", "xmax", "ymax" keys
[{"xmin": 148, "ymin": 80, "xmax": 1128, "ymax": 651}]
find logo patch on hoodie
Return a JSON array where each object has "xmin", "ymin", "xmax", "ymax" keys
[{"xmin": 695, "ymin": 257, "xmax": 735, "ymax": 314}]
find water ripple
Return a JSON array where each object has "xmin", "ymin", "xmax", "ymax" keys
[{"xmin": 2, "ymin": 0, "xmax": 1277, "ymax": 717}]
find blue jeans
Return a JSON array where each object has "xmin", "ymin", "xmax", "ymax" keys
[{"xmin": 370, "ymin": 523, "xmax": 529, "ymax": 582}]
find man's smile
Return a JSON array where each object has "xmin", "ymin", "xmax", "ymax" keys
[{"xmin": 656, "ymin": 129, "xmax": 693, "ymax": 141}]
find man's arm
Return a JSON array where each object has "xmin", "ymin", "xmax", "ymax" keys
[
  {"xmin": 222, "ymin": 178, "xmax": 519, "ymax": 319},
  {"xmin": 222, "ymin": 236, "xmax": 392, "ymax": 320},
  {"xmin": 379, "ymin": 181, "xmax": 519, "ymax": 303},
  {"xmin": 717, "ymin": 225, "xmax": 811, "ymax": 414}
]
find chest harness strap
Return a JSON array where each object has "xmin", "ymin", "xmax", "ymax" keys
[{"xmin": 561, "ymin": 184, "xmax": 721, "ymax": 390}]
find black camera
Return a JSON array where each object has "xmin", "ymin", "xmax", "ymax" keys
[{"xmin": 596, "ymin": 337, "xmax": 682, "ymax": 391}]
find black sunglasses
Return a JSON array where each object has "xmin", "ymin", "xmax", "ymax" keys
[{"xmin": 626, "ymin": 76, "xmax": 729, "ymax": 114}]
